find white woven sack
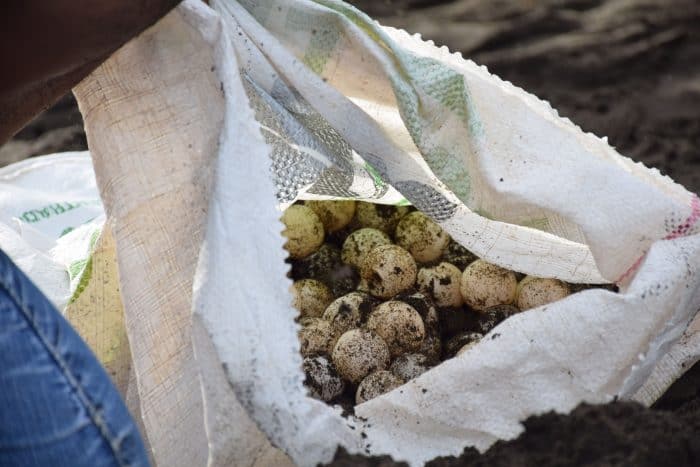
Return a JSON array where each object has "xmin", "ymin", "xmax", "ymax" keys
[{"xmin": 72, "ymin": 1, "xmax": 700, "ymax": 466}]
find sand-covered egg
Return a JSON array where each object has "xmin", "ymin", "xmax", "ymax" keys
[
  {"xmin": 396, "ymin": 293, "xmax": 441, "ymax": 363},
  {"xmin": 298, "ymin": 318, "xmax": 333, "ymax": 357},
  {"xmin": 444, "ymin": 332, "xmax": 483, "ymax": 358},
  {"xmin": 395, "ymin": 211, "xmax": 450, "ymax": 263},
  {"xmin": 281, "ymin": 204, "xmax": 324, "ymax": 259},
  {"xmin": 306, "ymin": 200, "xmax": 356, "ymax": 233},
  {"xmin": 303, "ymin": 355, "xmax": 345, "ymax": 402},
  {"xmin": 360, "ymin": 244, "xmax": 417, "ymax": 299},
  {"xmin": 396, "ymin": 292, "xmax": 440, "ymax": 336},
  {"xmin": 457, "ymin": 341, "xmax": 480, "ymax": 356},
  {"xmin": 322, "ymin": 292, "xmax": 374, "ymax": 340},
  {"xmin": 291, "ymin": 279, "xmax": 334, "ymax": 318},
  {"xmin": 442, "ymin": 240, "xmax": 478, "ymax": 270},
  {"xmin": 290, "ymin": 244, "xmax": 358, "ymax": 297},
  {"xmin": 418, "ymin": 332, "xmax": 443, "ymax": 363},
  {"xmin": 390, "ymin": 353, "xmax": 432, "ymax": 382},
  {"xmin": 417, "ymin": 262, "xmax": 463, "ymax": 307},
  {"xmin": 477, "ymin": 304, "xmax": 520, "ymax": 334},
  {"xmin": 355, "ymin": 370, "xmax": 403, "ymax": 404},
  {"xmin": 332, "ymin": 329, "xmax": 390, "ymax": 383},
  {"xmin": 325, "ymin": 265, "xmax": 360, "ymax": 298},
  {"xmin": 460, "ymin": 260, "xmax": 518, "ymax": 311},
  {"xmin": 290, "ymin": 244, "xmax": 341, "ymax": 282},
  {"xmin": 354, "ymin": 202, "xmax": 410, "ymax": 234},
  {"xmin": 341, "ymin": 228, "xmax": 392, "ymax": 269},
  {"xmin": 367, "ymin": 301, "xmax": 425, "ymax": 357},
  {"xmin": 356, "ymin": 277, "xmax": 370, "ymax": 294},
  {"xmin": 516, "ymin": 276, "xmax": 571, "ymax": 310}
]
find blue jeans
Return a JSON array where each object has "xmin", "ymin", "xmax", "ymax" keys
[{"xmin": 0, "ymin": 250, "xmax": 149, "ymax": 467}]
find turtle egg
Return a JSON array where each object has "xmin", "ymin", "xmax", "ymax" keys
[
  {"xmin": 306, "ymin": 200, "xmax": 356, "ymax": 233},
  {"xmin": 441, "ymin": 240, "xmax": 478, "ymax": 270},
  {"xmin": 395, "ymin": 211, "xmax": 450, "ymax": 263},
  {"xmin": 460, "ymin": 260, "xmax": 518, "ymax": 311},
  {"xmin": 516, "ymin": 276, "xmax": 571, "ymax": 310},
  {"xmin": 290, "ymin": 244, "xmax": 341, "ymax": 282},
  {"xmin": 355, "ymin": 202, "xmax": 410, "ymax": 234},
  {"xmin": 457, "ymin": 341, "xmax": 479, "ymax": 356},
  {"xmin": 332, "ymin": 329, "xmax": 390, "ymax": 383},
  {"xmin": 290, "ymin": 244, "xmax": 359, "ymax": 297},
  {"xmin": 303, "ymin": 355, "xmax": 345, "ymax": 402},
  {"xmin": 444, "ymin": 332, "xmax": 483, "ymax": 358},
  {"xmin": 418, "ymin": 332, "xmax": 442, "ymax": 364},
  {"xmin": 477, "ymin": 304, "xmax": 520, "ymax": 334},
  {"xmin": 390, "ymin": 353, "xmax": 432, "ymax": 382},
  {"xmin": 360, "ymin": 244, "xmax": 417, "ymax": 299},
  {"xmin": 281, "ymin": 204, "xmax": 324, "ymax": 259},
  {"xmin": 367, "ymin": 301, "xmax": 425, "ymax": 357},
  {"xmin": 417, "ymin": 262, "xmax": 463, "ymax": 307},
  {"xmin": 355, "ymin": 370, "xmax": 403, "ymax": 405},
  {"xmin": 298, "ymin": 318, "xmax": 333, "ymax": 357},
  {"xmin": 341, "ymin": 228, "xmax": 392, "ymax": 269},
  {"xmin": 356, "ymin": 277, "xmax": 370, "ymax": 294},
  {"xmin": 291, "ymin": 279, "xmax": 334, "ymax": 319},
  {"xmin": 395, "ymin": 292, "xmax": 440, "ymax": 336},
  {"xmin": 322, "ymin": 292, "xmax": 374, "ymax": 340}
]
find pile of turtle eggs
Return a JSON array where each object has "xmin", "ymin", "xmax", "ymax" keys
[{"xmin": 283, "ymin": 200, "xmax": 603, "ymax": 409}]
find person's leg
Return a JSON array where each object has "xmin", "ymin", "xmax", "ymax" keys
[
  {"xmin": 0, "ymin": 250, "xmax": 149, "ymax": 467},
  {"xmin": 0, "ymin": 0, "xmax": 182, "ymax": 144}
]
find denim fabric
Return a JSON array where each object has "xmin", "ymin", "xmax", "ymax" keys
[{"xmin": 0, "ymin": 250, "xmax": 149, "ymax": 467}]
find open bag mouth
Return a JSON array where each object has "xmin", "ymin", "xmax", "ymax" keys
[{"xmin": 283, "ymin": 198, "xmax": 620, "ymax": 417}]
